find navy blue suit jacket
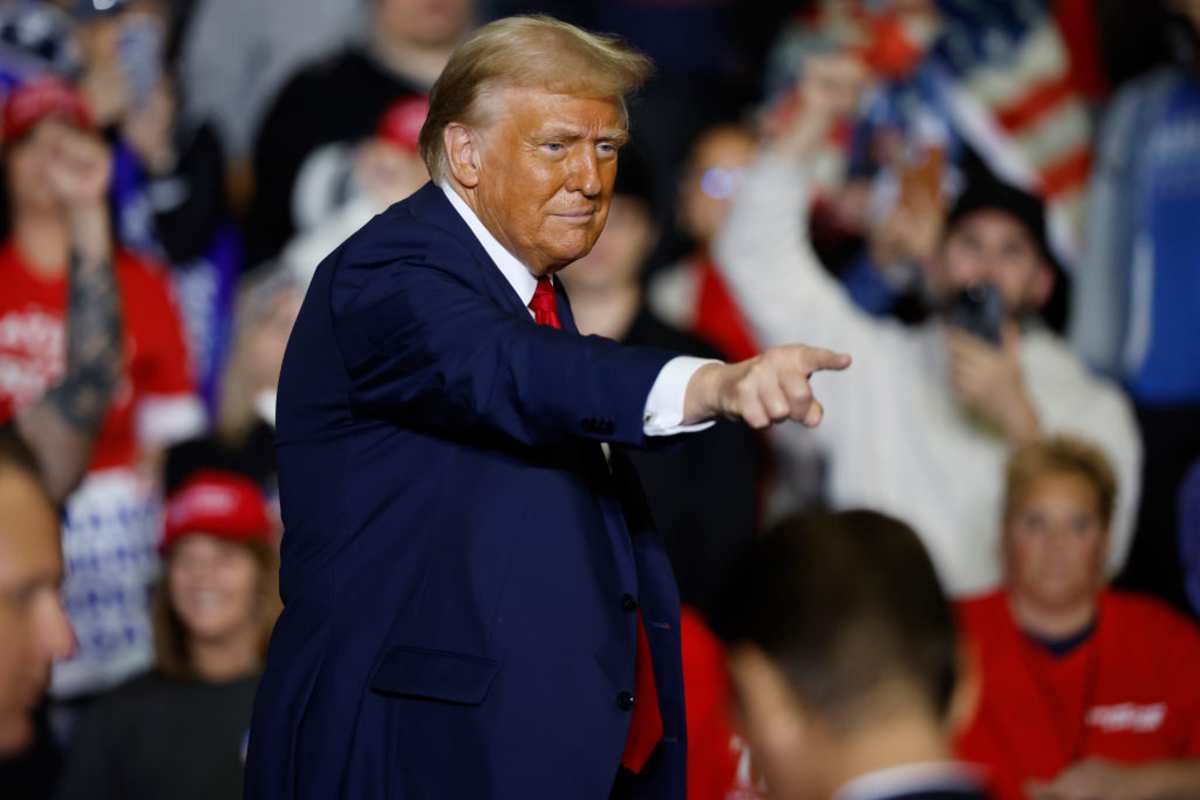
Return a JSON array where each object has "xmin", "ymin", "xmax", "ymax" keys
[{"xmin": 245, "ymin": 183, "xmax": 687, "ymax": 799}]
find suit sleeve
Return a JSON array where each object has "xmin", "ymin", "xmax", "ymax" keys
[{"xmin": 330, "ymin": 254, "xmax": 677, "ymax": 449}]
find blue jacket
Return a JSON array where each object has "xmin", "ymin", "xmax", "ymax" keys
[{"xmin": 245, "ymin": 183, "xmax": 687, "ymax": 799}]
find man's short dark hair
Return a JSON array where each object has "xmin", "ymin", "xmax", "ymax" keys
[{"xmin": 712, "ymin": 510, "xmax": 958, "ymax": 728}]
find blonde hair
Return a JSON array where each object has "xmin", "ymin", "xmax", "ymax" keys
[
  {"xmin": 418, "ymin": 14, "xmax": 654, "ymax": 181},
  {"xmin": 1004, "ymin": 436, "xmax": 1118, "ymax": 528},
  {"xmin": 152, "ymin": 538, "xmax": 281, "ymax": 679}
]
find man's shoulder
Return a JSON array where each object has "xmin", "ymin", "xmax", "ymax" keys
[{"xmin": 336, "ymin": 186, "xmax": 475, "ymax": 273}]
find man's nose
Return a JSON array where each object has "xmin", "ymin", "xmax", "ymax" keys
[
  {"xmin": 566, "ymin": 148, "xmax": 602, "ymax": 197},
  {"xmin": 42, "ymin": 595, "xmax": 77, "ymax": 663}
]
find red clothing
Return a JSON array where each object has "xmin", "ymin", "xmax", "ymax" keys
[
  {"xmin": 681, "ymin": 607, "xmax": 763, "ymax": 800},
  {"xmin": 691, "ymin": 255, "xmax": 760, "ymax": 364},
  {"xmin": 955, "ymin": 590, "xmax": 1200, "ymax": 800},
  {"xmin": 0, "ymin": 240, "xmax": 198, "ymax": 471}
]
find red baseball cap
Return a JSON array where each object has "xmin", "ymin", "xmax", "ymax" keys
[
  {"xmin": 2, "ymin": 76, "xmax": 93, "ymax": 142},
  {"xmin": 161, "ymin": 471, "xmax": 273, "ymax": 552},
  {"xmin": 376, "ymin": 95, "xmax": 429, "ymax": 153}
]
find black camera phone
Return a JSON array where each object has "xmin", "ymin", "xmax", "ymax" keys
[{"xmin": 947, "ymin": 284, "xmax": 1005, "ymax": 346}]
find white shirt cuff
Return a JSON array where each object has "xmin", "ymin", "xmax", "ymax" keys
[{"xmin": 643, "ymin": 356, "xmax": 721, "ymax": 436}]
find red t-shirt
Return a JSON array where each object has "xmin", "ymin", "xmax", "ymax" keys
[
  {"xmin": 0, "ymin": 240, "xmax": 200, "ymax": 471},
  {"xmin": 955, "ymin": 590, "xmax": 1200, "ymax": 800}
]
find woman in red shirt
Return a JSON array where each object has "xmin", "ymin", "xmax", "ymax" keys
[{"xmin": 956, "ymin": 436, "xmax": 1200, "ymax": 800}]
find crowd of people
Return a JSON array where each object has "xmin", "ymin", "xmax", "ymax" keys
[{"xmin": 0, "ymin": 0, "xmax": 1198, "ymax": 798}]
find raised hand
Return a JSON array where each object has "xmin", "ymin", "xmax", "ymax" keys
[{"xmin": 946, "ymin": 321, "xmax": 1039, "ymax": 444}]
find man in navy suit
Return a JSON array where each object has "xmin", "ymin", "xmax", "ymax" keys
[{"xmin": 246, "ymin": 15, "xmax": 850, "ymax": 800}]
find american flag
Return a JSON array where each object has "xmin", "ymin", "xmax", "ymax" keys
[{"xmin": 769, "ymin": 0, "xmax": 1097, "ymax": 263}]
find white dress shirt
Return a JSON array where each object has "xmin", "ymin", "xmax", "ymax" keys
[{"xmin": 440, "ymin": 183, "xmax": 715, "ymax": 436}]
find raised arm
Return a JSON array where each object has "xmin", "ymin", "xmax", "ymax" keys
[
  {"xmin": 714, "ymin": 54, "xmax": 880, "ymax": 356},
  {"xmin": 15, "ymin": 127, "xmax": 122, "ymax": 504}
]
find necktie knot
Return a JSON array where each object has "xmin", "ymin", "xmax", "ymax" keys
[{"xmin": 529, "ymin": 276, "xmax": 561, "ymax": 329}]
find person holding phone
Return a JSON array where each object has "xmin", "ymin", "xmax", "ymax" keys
[{"xmin": 715, "ymin": 54, "xmax": 1141, "ymax": 598}]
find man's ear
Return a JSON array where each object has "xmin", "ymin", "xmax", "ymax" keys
[
  {"xmin": 444, "ymin": 123, "xmax": 482, "ymax": 189},
  {"xmin": 1029, "ymin": 257, "xmax": 1056, "ymax": 310},
  {"xmin": 727, "ymin": 645, "xmax": 811, "ymax": 754}
]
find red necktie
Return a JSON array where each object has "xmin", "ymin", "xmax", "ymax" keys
[
  {"xmin": 529, "ymin": 276, "xmax": 561, "ymax": 329},
  {"xmin": 527, "ymin": 277, "xmax": 663, "ymax": 773}
]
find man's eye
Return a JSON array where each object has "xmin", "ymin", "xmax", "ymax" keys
[
  {"xmin": 597, "ymin": 143, "xmax": 617, "ymax": 156},
  {"xmin": 1, "ymin": 585, "xmax": 36, "ymax": 611},
  {"xmin": 541, "ymin": 142, "xmax": 564, "ymax": 153}
]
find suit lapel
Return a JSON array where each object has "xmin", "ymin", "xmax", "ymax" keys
[
  {"xmin": 554, "ymin": 278, "xmax": 580, "ymax": 336},
  {"xmin": 404, "ymin": 182, "xmax": 530, "ymax": 319}
]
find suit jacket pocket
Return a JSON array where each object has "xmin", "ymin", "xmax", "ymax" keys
[{"xmin": 369, "ymin": 645, "xmax": 499, "ymax": 705}]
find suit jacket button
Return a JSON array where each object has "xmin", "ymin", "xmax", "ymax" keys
[
  {"xmin": 622, "ymin": 594, "xmax": 638, "ymax": 613},
  {"xmin": 617, "ymin": 690, "xmax": 635, "ymax": 711}
]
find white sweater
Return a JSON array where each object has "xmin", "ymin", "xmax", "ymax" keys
[{"xmin": 715, "ymin": 153, "xmax": 1143, "ymax": 596}]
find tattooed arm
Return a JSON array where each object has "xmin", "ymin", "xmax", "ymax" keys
[{"xmin": 14, "ymin": 127, "xmax": 123, "ymax": 504}]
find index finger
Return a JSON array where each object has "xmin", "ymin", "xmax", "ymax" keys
[{"xmin": 800, "ymin": 347, "xmax": 852, "ymax": 373}]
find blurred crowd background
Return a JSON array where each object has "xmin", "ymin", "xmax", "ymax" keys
[{"xmin": 1, "ymin": 0, "xmax": 1200, "ymax": 798}]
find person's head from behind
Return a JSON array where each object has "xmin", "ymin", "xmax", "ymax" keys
[
  {"xmin": 0, "ymin": 427, "xmax": 73, "ymax": 755},
  {"xmin": 1002, "ymin": 437, "xmax": 1116, "ymax": 634},
  {"xmin": 928, "ymin": 179, "xmax": 1058, "ymax": 318},
  {"xmin": 714, "ymin": 510, "xmax": 965, "ymax": 800},
  {"xmin": 560, "ymin": 145, "xmax": 656, "ymax": 295},
  {"xmin": 153, "ymin": 471, "xmax": 280, "ymax": 681},
  {"xmin": 374, "ymin": 0, "xmax": 473, "ymax": 50},
  {"xmin": 419, "ymin": 15, "xmax": 654, "ymax": 275},
  {"xmin": 678, "ymin": 124, "xmax": 757, "ymax": 249},
  {"xmin": 3, "ymin": 77, "xmax": 97, "ymax": 220}
]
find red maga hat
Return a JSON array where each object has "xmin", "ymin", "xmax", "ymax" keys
[
  {"xmin": 161, "ymin": 471, "xmax": 273, "ymax": 552},
  {"xmin": 3, "ymin": 76, "xmax": 93, "ymax": 142},
  {"xmin": 376, "ymin": 95, "xmax": 429, "ymax": 153}
]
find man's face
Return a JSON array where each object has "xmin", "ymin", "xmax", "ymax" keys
[
  {"xmin": 1004, "ymin": 471, "xmax": 1109, "ymax": 616},
  {"xmin": 0, "ymin": 468, "xmax": 73, "ymax": 755},
  {"xmin": 473, "ymin": 88, "xmax": 625, "ymax": 275},
  {"xmin": 376, "ymin": 0, "xmax": 472, "ymax": 48},
  {"xmin": 560, "ymin": 195, "xmax": 655, "ymax": 295},
  {"xmin": 680, "ymin": 127, "xmax": 757, "ymax": 245},
  {"xmin": 930, "ymin": 209, "xmax": 1052, "ymax": 314}
]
